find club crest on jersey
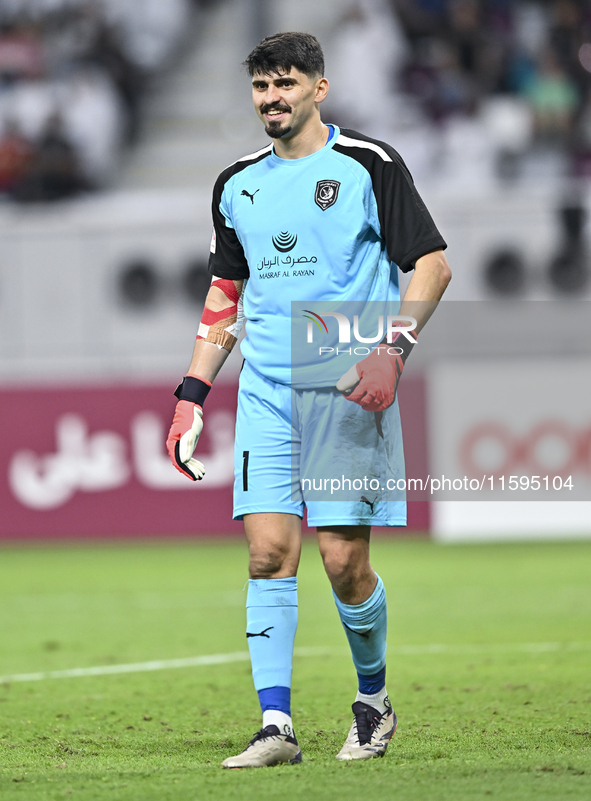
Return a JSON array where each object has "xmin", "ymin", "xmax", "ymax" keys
[{"xmin": 315, "ymin": 180, "xmax": 340, "ymax": 210}]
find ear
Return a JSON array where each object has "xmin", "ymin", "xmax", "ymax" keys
[{"xmin": 315, "ymin": 76, "xmax": 329, "ymax": 104}]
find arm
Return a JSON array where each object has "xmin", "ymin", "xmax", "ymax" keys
[
  {"xmin": 399, "ymin": 249, "xmax": 452, "ymax": 333},
  {"xmin": 337, "ymin": 138, "xmax": 450, "ymax": 408},
  {"xmin": 185, "ymin": 279, "xmax": 243, "ymax": 381},
  {"xmin": 166, "ymin": 278, "xmax": 245, "ymax": 480},
  {"xmin": 337, "ymin": 250, "xmax": 451, "ymax": 409}
]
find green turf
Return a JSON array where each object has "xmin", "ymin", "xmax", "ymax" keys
[{"xmin": 0, "ymin": 537, "xmax": 590, "ymax": 801}]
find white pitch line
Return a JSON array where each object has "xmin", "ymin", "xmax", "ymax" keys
[
  {"xmin": 0, "ymin": 652, "xmax": 251, "ymax": 684},
  {"xmin": 0, "ymin": 647, "xmax": 334, "ymax": 684},
  {"xmin": 1, "ymin": 642, "xmax": 589, "ymax": 685}
]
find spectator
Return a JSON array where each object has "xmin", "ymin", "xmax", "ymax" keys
[
  {"xmin": 445, "ymin": 0, "xmax": 505, "ymax": 95},
  {"xmin": 0, "ymin": 0, "xmax": 195, "ymax": 200},
  {"xmin": 391, "ymin": 0, "xmax": 447, "ymax": 41},
  {"xmin": 521, "ymin": 47, "xmax": 579, "ymax": 141},
  {"xmin": 0, "ymin": 116, "xmax": 33, "ymax": 193},
  {"xmin": 389, "ymin": 0, "xmax": 591, "ymax": 181},
  {"xmin": 81, "ymin": 14, "xmax": 144, "ymax": 143},
  {"xmin": 571, "ymin": 88, "xmax": 591, "ymax": 177},
  {"xmin": 549, "ymin": 0, "xmax": 582, "ymax": 76},
  {"xmin": 14, "ymin": 111, "xmax": 89, "ymax": 202},
  {"xmin": 58, "ymin": 68, "xmax": 124, "ymax": 183},
  {"xmin": 327, "ymin": 0, "xmax": 409, "ymax": 133},
  {"xmin": 0, "ymin": 20, "xmax": 44, "ymax": 84}
]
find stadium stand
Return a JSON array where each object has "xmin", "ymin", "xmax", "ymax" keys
[
  {"xmin": 0, "ymin": 0, "xmax": 209, "ymax": 200},
  {"xmin": 327, "ymin": 0, "xmax": 591, "ymax": 186},
  {"xmin": 2, "ymin": 0, "xmax": 589, "ymax": 199},
  {"xmin": 0, "ymin": 0, "xmax": 589, "ymax": 394}
]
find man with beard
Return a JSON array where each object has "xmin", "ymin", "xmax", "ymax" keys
[{"xmin": 167, "ymin": 31, "xmax": 451, "ymax": 768}]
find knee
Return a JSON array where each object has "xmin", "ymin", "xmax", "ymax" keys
[
  {"xmin": 248, "ymin": 542, "xmax": 293, "ymax": 579},
  {"xmin": 320, "ymin": 545, "xmax": 359, "ymax": 594},
  {"xmin": 244, "ymin": 513, "xmax": 301, "ymax": 579}
]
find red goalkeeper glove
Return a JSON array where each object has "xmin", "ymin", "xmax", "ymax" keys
[
  {"xmin": 166, "ymin": 375, "xmax": 211, "ymax": 481},
  {"xmin": 336, "ymin": 329, "xmax": 417, "ymax": 412}
]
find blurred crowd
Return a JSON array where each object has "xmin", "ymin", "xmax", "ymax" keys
[
  {"xmin": 0, "ymin": 0, "xmax": 206, "ymax": 201},
  {"xmin": 2, "ymin": 0, "xmax": 590, "ymax": 200},
  {"xmin": 329, "ymin": 0, "xmax": 591, "ymax": 186}
]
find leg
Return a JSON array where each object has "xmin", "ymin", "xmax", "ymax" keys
[
  {"xmin": 318, "ymin": 526, "xmax": 386, "ymax": 678},
  {"xmin": 317, "ymin": 524, "xmax": 375, "ymax": 604},
  {"xmin": 223, "ymin": 362, "xmax": 305, "ymax": 768},
  {"xmin": 222, "ymin": 512, "xmax": 302, "ymax": 768},
  {"xmin": 245, "ymin": 511, "xmax": 302, "ymax": 579},
  {"xmin": 244, "ymin": 512, "xmax": 301, "ymax": 723},
  {"xmin": 318, "ymin": 525, "xmax": 396, "ymax": 760}
]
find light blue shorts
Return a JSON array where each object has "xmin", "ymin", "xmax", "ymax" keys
[{"xmin": 233, "ymin": 362, "xmax": 406, "ymax": 527}]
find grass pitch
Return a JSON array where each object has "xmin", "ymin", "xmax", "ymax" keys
[{"xmin": 0, "ymin": 536, "xmax": 590, "ymax": 801}]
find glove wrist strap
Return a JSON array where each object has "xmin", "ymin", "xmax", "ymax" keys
[
  {"xmin": 389, "ymin": 329, "xmax": 417, "ymax": 364},
  {"xmin": 174, "ymin": 375, "xmax": 211, "ymax": 407}
]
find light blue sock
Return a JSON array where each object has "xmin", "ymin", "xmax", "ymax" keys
[
  {"xmin": 246, "ymin": 577, "xmax": 298, "ymax": 697},
  {"xmin": 333, "ymin": 575, "xmax": 387, "ymax": 683}
]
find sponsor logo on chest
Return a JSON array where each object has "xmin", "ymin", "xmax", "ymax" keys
[{"xmin": 257, "ymin": 231, "xmax": 317, "ymax": 279}]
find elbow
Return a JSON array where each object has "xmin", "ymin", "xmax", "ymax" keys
[
  {"xmin": 415, "ymin": 249, "xmax": 452, "ymax": 292},
  {"xmin": 438, "ymin": 252, "xmax": 452, "ymax": 293},
  {"xmin": 442, "ymin": 263, "xmax": 452, "ymax": 291}
]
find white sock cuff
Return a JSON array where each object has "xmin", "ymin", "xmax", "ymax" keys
[
  {"xmin": 262, "ymin": 709, "xmax": 293, "ymax": 736},
  {"xmin": 355, "ymin": 686, "xmax": 390, "ymax": 715}
]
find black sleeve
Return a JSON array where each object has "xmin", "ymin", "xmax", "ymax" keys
[
  {"xmin": 377, "ymin": 152, "xmax": 447, "ymax": 272},
  {"xmin": 208, "ymin": 174, "xmax": 250, "ymax": 280},
  {"xmin": 337, "ymin": 130, "xmax": 447, "ymax": 273}
]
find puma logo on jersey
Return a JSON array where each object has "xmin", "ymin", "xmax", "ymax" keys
[
  {"xmin": 241, "ymin": 189, "xmax": 260, "ymax": 204},
  {"xmin": 246, "ymin": 626, "xmax": 274, "ymax": 638}
]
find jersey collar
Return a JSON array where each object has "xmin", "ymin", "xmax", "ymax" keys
[{"xmin": 269, "ymin": 125, "xmax": 340, "ymax": 166}]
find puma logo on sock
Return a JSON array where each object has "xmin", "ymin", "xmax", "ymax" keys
[{"xmin": 246, "ymin": 626, "xmax": 274, "ymax": 638}]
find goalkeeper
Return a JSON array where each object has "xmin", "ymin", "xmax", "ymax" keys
[{"xmin": 167, "ymin": 31, "xmax": 451, "ymax": 768}]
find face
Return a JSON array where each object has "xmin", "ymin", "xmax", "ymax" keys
[{"xmin": 251, "ymin": 67, "xmax": 327, "ymax": 140}]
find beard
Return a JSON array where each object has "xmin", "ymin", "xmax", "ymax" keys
[
  {"xmin": 265, "ymin": 121, "xmax": 293, "ymax": 139},
  {"xmin": 261, "ymin": 102, "xmax": 292, "ymax": 139}
]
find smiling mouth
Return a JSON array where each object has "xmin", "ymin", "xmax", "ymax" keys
[{"xmin": 261, "ymin": 105, "xmax": 291, "ymax": 120}]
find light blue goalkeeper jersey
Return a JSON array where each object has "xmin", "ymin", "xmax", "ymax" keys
[{"xmin": 208, "ymin": 125, "xmax": 446, "ymax": 387}]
